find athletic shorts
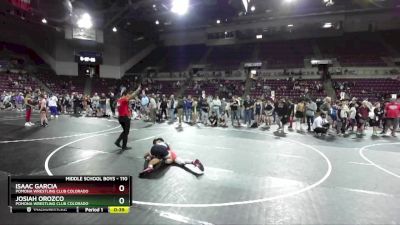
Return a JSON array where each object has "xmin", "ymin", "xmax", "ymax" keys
[{"xmin": 295, "ymin": 112, "xmax": 304, "ymax": 118}]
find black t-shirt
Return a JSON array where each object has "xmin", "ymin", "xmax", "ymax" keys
[
  {"xmin": 209, "ymin": 115, "xmax": 217, "ymax": 123},
  {"xmin": 287, "ymin": 103, "xmax": 294, "ymax": 116},
  {"xmin": 150, "ymin": 144, "xmax": 169, "ymax": 159},
  {"xmin": 275, "ymin": 103, "xmax": 289, "ymax": 117},
  {"xmin": 73, "ymin": 96, "xmax": 81, "ymax": 104},
  {"xmin": 230, "ymin": 99, "xmax": 239, "ymax": 111},
  {"xmin": 200, "ymin": 100, "xmax": 209, "ymax": 112},
  {"xmin": 99, "ymin": 97, "xmax": 106, "ymax": 105},
  {"xmin": 243, "ymin": 99, "xmax": 254, "ymax": 109},
  {"xmin": 109, "ymin": 95, "xmax": 115, "ymax": 105},
  {"xmin": 160, "ymin": 100, "xmax": 168, "ymax": 109},
  {"xmin": 176, "ymin": 99, "xmax": 184, "ymax": 109},
  {"xmin": 265, "ymin": 104, "xmax": 273, "ymax": 111}
]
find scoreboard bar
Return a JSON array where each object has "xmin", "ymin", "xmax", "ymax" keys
[
  {"xmin": 10, "ymin": 206, "xmax": 130, "ymax": 213},
  {"xmin": 8, "ymin": 176, "xmax": 132, "ymax": 214}
]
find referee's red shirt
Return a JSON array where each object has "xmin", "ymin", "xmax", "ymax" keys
[{"xmin": 118, "ymin": 97, "xmax": 131, "ymax": 117}]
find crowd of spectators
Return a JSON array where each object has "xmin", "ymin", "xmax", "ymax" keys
[{"xmin": 1, "ymin": 71, "xmax": 399, "ymax": 137}]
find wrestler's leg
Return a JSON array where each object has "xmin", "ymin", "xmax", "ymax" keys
[
  {"xmin": 165, "ymin": 158, "xmax": 174, "ymax": 164},
  {"xmin": 175, "ymin": 157, "xmax": 204, "ymax": 171},
  {"xmin": 174, "ymin": 157, "xmax": 192, "ymax": 166},
  {"xmin": 148, "ymin": 158, "xmax": 161, "ymax": 168}
]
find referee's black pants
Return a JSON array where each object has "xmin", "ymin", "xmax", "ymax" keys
[{"xmin": 116, "ymin": 116, "xmax": 131, "ymax": 148}]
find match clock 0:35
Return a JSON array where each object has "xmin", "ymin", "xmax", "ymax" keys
[{"xmin": 108, "ymin": 206, "xmax": 130, "ymax": 214}]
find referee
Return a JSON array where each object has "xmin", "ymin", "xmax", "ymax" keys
[{"xmin": 115, "ymin": 85, "xmax": 141, "ymax": 150}]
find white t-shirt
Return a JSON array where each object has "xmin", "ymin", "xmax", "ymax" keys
[
  {"xmin": 92, "ymin": 96, "xmax": 100, "ymax": 105},
  {"xmin": 212, "ymin": 99, "xmax": 221, "ymax": 108},
  {"xmin": 48, "ymin": 96, "xmax": 58, "ymax": 107},
  {"xmin": 349, "ymin": 107, "xmax": 356, "ymax": 119},
  {"xmin": 312, "ymin": 116, "xmax": 328, "ymax": 130}
]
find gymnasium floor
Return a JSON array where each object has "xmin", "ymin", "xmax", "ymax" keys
[{"xmin": 0, "ymin": 111, "xmax": 399, "ymax": 225}]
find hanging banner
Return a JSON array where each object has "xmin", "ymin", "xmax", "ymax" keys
[{"xmin": 9, "ymin": 0, "xmax": 31, "ymax": 11}]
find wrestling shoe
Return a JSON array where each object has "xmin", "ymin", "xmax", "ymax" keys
[
  {"xmin": 193, "ymin": 159, "xmax": 204, "ymax": 171},
  {"xmin": 24, "ymin": 122, "xmax": 31, "ymax": 127},
  {"xmin": 122, "ymin": 146, "xmax": 132, "ymax": 150}
]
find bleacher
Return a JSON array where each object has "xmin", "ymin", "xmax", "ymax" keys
[
  {"xmin": 161, "ymin": 44, "xmax": 207, "ymax": 72},
  {"xmin": 258, "ymin": 39, "xmax": 314, "ymax": 69},
  {"xmin": 250, "ymin": 79, "xmax": 326, "ymax": 100},
  {"xmin": 91, "ymin": 78, "xmax": 118, "ymax": 95},
  {"xmin": 185, "ymin": 80, "xmax": 245, "ymax": 98},
  {"xmin": 35, "ymin": 73, "xmax": 86, "ymax": 95},
  {"xmin": 316, "ymin": 33, "xmax": 389, "ymax": 67},
  {"xmin": 0, "ymin": 73, "xmax": 40, "ymax": 93},
  {"xmin": 206, "ymin": 44, "xmax": 255, "ymax": 70},
  {"xmin": 333, "ymin": 78, "xmax": 400, "ymax": 101}
]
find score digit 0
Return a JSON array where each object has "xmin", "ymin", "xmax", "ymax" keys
[
  {"xmin": 119, "ymin": 197, "xmax": 125, "ymax": 205},
  {"xmin": 119, "ymin": 185, "xmax": 125, "ymax": 192}
]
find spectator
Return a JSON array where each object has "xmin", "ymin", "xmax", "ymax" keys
[
  {"xmin": 243, "ymin": 95, "xmax": 254, "ymax": 127},
  {"xmin": 192, "ymin": 97, "xmax": 198, "ymax": 124},
  {"xmin": 313, "ymin": 113, "xmax": 330, "ymax": 136},
  {"xmin": 305, "ymin": 99, "xmax": 317, "ymax": 132},
  {"xmin": 356, "ymin": 101, "xmax": 370, "ymax": 136},
  {"xmin": 109, "ymin": 92, "xmax": 116, "ymax": 117},
  {"xmin": 99, "ymin": 93, "xmax": 107, "ymax": 116},
  {"xmin": 148, "ymin": 94, "xmax": 157, "ymax": 124},
  {"xmin": 275, "ymin": 99, "xmax": 289, "ymax": 133},
  {"xmin": 371, "ymin": 102, "xmax": 384, "ymax": 136},
  {"xmin": 160, "ymin": 95, "xmax": 168, "ymax": 120},
  {"xmin": 184, "ymin": 96, "xmax": 193, "ymax": 123},
  {"xmin": 168, "ymin": 95, "xmax": 176, "ymax": 122},
  {"xmin": 254, "ymin": 98, "xmax": 263, "ymax": 126},
  {"xmin": 141, "ymin": 94, "xmax": 149, "ymax": 120},
  {"xmin": 211, "ymin": 96, "xmax": 221, "ymax": 118},
  {"xmin": 24, "ymin": 92, "xmax": 34, "ymax": 127},
  {"xmin": 383, "ymin": 98, "xmax": 400, "ymax": 137},
  {"xmin": 347, "ymin": 103, "xmax": 357, "ymax": 133},
  {"xmin": 264, "ymin": 100, "xmax": 274, "ymax": 128},
  {"xmin": 176, "ymin": 96, "xmax": 184, "ymax": 127},
  {"xmin": 219, "ymin": 111, "xmax": 228, "ymax": 127},
  {"xmin": 48, "ymin": 94, "xmax": 58, "ymax": 119},
  {"xmin": 295, "ymin": 99, "xmax": 305, "ymax": 131},
  {"xmin": 73, "ymin": 93, "xmax": 82, "ymax": 115},
  {"xmin": 230, "ymin": 96, "xmax": 240, "ymax": 126},
  {"xmin": 15, "ymin": 92, "xmax": 24, "ymax": 111},
  {"xmin": 200, "ymin": 97, "xmax": 209, "ymax": 125},
  {"xmin": 209, "ymin": 111, "xmax": 218, "ymax": 127},
  {"xmin": 91, "ymin": 93, "xmax": 100, "ymax": 113}
]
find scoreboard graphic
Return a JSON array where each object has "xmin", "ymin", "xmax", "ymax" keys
[{"xmin": 8, "ymin": 176, "xmax": 132, "ymax": 214}]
